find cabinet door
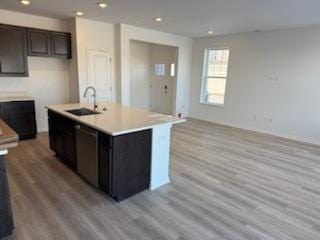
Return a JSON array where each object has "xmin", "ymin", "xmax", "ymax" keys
[
  {"xmin": 0, "ymin": 25, "xmax": 28, "ymax": 77},
  {"xmin": 3, "ymin": 101, "xmax": 37, "ymax": 140},
  {"xmin": 0, "ymin": 103, "xmax": 5, "ymax": 120},
  {"xmin": 48, "ymin": 111, "xmax": 76, "ymax": 168},
  {"xmin": 99, "ymin": 144, "xmax": 111, "ymax": 194},
  {"xmin": 27, "ymin": 28, "xmax": 51, "ymax": 57},
  {"xmin": 54, "ymin": 123, "xmax": 64, "ymax": 157},
  {"xmin": 99, "ymin": 133, "xmax": 112, "ymax": 194},
  {"xmin": 51, "ymin": 32, "xmax": 71, "ymax": 58},
  {"xmin": 63, "ymin": 129, "xmax": 76, "ymax": 169},
  {"xmin": 112, "ymin": 130, "xmax": 152, "ymax": 201},
  {"xmin": 48, "ymin": 120, "xmax": 57, "ymax": 152}
]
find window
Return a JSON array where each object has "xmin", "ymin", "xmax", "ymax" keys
[
  {"xmin": 201, "ymin": 49, "xmax": 230, "ymax": 105},
  {"xmin": 155, "ymin": 63, "xmax": 165, "ymax": 76},
  {"xmin": 170, "ymin": 63, "xmax": 175, "ymax": 77}
]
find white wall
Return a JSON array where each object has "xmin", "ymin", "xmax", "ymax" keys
[
  {"xmin": 117, "ymin": 24, "xmax": 193, "ymax": 117},
  {"xmin": 66, "ymin": 18, "xmax": 79, "ymax": 103},
  {"xmin": 0, "ymin": 9, "xmax": 70, "ymax": 132},
  {"xmin": 74, "ymin": 18, "xmax": 116, "ymax": 103},
  {"xmin": 190, "ymin": 27, "xmax": 320, "ymax": 144},
  {"xmin": 130, "ymin": 41, "xmax": 151, "ymax": 109}
]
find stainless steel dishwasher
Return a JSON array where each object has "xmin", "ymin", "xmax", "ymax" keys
[{"xmin": 75, "ymin": 124, "xmax": 99, "ymax": 187}]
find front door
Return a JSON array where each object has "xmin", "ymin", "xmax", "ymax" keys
[
  {"xmin": 87, "ymin": 49, "xmax": 112, "ymax": 103},
  {"xmin": 150, "ymin": 60, "xmax": 173, "ymax": 115}
]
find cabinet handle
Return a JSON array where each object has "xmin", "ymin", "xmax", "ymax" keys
[
  {"xmin": 75, "ymin": 125, "xmax": 80, "ymax": 129},
  {"xmin": 0, "ymin": 61, "xmax": 2, "ymax": 73}
]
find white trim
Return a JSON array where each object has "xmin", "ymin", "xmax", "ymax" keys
[
  {"xmin": 200, "ymin": 48, "xmax": 230, "ymax": 106},
  {"xmin": 200, "ymin": 102, "xmax": 224, "ymax": 108},
  {"xmin": 0, "ymin": 149, "xmax": 8, "ymax": 156},
  {"xmin": 190, "ymin": 116, "xmax": 320, "ymax": 146},
  {"xmin": 38, "ymin": 127, "xmax": 49, "ymax": 133}
]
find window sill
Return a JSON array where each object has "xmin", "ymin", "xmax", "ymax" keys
[{"xmin": 200, "ymin": 102, "xmax": 224, "ymax": 108}]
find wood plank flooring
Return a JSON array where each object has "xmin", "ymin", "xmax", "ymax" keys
[{"xmin": 4, "ymin": 118, "xmax": 320, "ymax": 240}]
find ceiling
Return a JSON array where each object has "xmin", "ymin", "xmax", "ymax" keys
[{"xmin": 1, "ymin": 0, "xmax": 320, "ymax": 37}]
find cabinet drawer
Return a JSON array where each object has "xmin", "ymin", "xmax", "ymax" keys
[
  {"xmin": 48, "ymin": 110, "xmax": 75, "ymax": 130},
  {"xmin": 5, "ymin": 101, "xmax": 34, "ymax": 111}
]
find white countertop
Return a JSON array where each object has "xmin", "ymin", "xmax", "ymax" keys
[
  {"xmin": 0, "ymin": 92, "xmax": 34, "ymax": 102},
  {"xmin": 46, "ymin": 103, "xmax": 186, "ymax": 136}
]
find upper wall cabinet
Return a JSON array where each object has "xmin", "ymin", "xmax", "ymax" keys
[
  {"xmin": 0, "ymin": 24, "xmax": 72, "ymax": 77},
  {"xmin": 27, "ymin": 28, "xmax": 51, "ymax": 57},
  {"xmin": 0, "ymin": 24, "xmax": 28, "ymax": 77},
  {"xmin": 51, "ymin": 32, "xmax": 71, "ymax": 59},
  {"xmin": 27, "ymin": 29, "xmax": 71, "ymax": 59}
]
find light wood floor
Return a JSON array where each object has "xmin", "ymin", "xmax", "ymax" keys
[{"xmin": 4, "ymin": 118, "xmax": 320, "ymax": 240}]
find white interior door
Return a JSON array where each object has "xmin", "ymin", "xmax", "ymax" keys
[
  {"xmin": 150, "ymin": 60, "xmax": 173, "ymax": 115},
  {"xmin": 87, "ymin": 49, "xmax": 112, "ymax": 103}
]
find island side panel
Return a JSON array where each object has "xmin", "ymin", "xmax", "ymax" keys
[
  {"xmin": 150, "ymin": 124, "xmax": 172, "ymax": 190},
  {"xmin": 111, "ymin": 130, "xmax": 152, "ymax": 201}
]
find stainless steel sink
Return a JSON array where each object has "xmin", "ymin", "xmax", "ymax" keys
[{"xmin": 65, "ymin": 108, "xmax": 101, "ymax": 116}]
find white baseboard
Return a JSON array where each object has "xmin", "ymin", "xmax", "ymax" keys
[
  {"xmin": 37, "ymin": 127, "xmax": 48, "ymax": 133},
  {"xmin": 188, "ymin": 116, "xmax": 320, "ymax": 146}
]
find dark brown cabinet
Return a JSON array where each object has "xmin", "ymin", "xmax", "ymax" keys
[
  {"xmin": 27, "ymin": 29, "xmax": 71, "ymax": 59},
  {"xmin": 48, "ymin": 111, "xmax": 76, "ymax": 169},
  {"xmin": 48, "ymin": 110, "xmax": 152, "ymax": 202},
  {"xmin": 49, "ymin": 120, "xmax": 64, "ymax": 156},
  {"xmin": 0, "ymin": 156, "xmax": 14, "ymax": 239},
  {"xmin": 51, "ymin": 32, "xmax": 71, "ymax": 58},
  {"xmin": 0, "ymin": 24, "xmax": 72, "ymax": 78},
  {"xmin": 0, "ymin": 24, "xmax": 28, "ymax": 77},
  {"xmin": 99, "ymin": 133, "xmax": 112, "ymax": 195},
  {"xmin": 27, "ymin": 28, "xmax": 51, "ymax": 57},
  {"xmin": 110, "ymin": 130, "xmax": 152, "ymax": 201},
  {"xmin": 1, "ymin": 101, "xmax": 37, "ymax": 140},
  {"xmin": 0, "ymin": 104, "xmax": 5, "ymax": 120}
]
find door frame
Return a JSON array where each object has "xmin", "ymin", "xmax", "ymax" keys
[{"xmin": 129, "ymin": 37, "xmax": 179, "ymax": 116}]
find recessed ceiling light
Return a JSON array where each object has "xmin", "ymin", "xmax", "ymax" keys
[
  {"xmin": 98, "ymin": 2, "xmax": 108, "ymax": 8},
  {"xmin": 20, "ymin": 0, "xmax": 31, "ymax": 5},
  {"xmin": 75, "ymin": 11, "xmax": 84, "ymax": 16},
  {"xmin": 154, "ymin": 17, "xmax": 163, "ymax": 22},
  {"xmin": 208, "ymin": 30, "xmax": 214, "ymax": 35}
]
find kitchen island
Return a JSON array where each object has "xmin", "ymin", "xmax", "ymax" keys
[{"xmin": 46, "ymin": 103, "xmax": 185, "ymax": 201}]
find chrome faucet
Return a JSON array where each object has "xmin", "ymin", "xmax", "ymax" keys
[{"xmin": 83, "ymin": 86, "xmax": 98, "ymax": 111}]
